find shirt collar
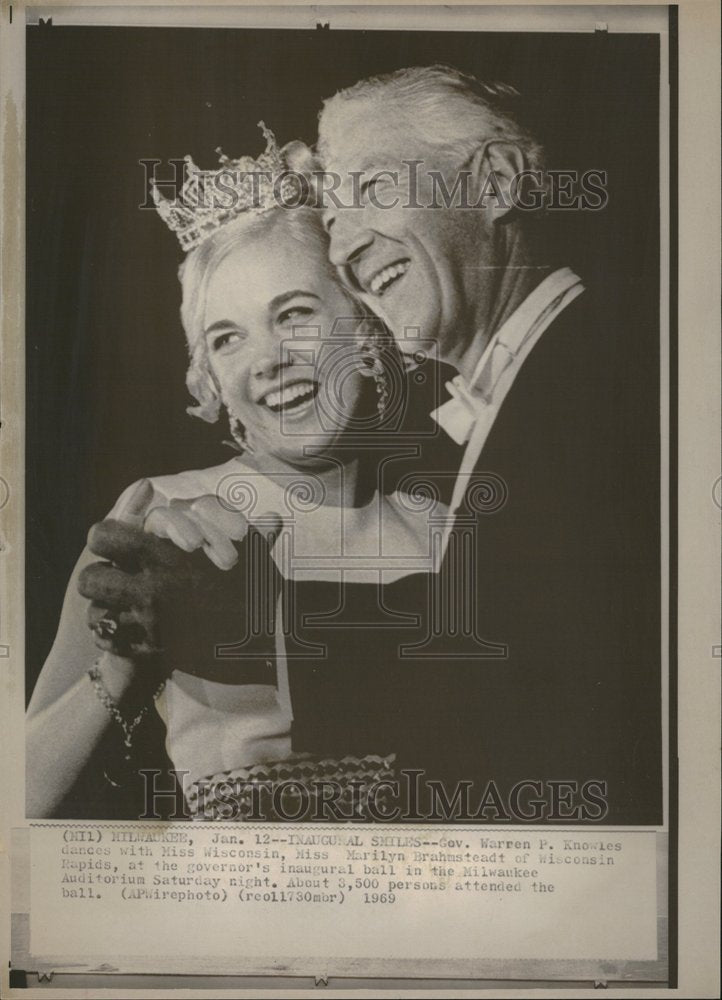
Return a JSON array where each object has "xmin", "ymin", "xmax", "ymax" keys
[
  {"xmin": 469, "ymin": 266, "xmax": 583, "ymax": 384},
  {"xmin": 431, "ymin": 267, "xmax": 584, "ymax": 444}
]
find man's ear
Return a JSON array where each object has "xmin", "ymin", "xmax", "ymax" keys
[{"xmin": 469, "ymin": 140, "xmax": 527, "ymax": 221}]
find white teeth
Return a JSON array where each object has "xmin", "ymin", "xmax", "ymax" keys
[
  {"xmin": 369, "ymin": 260, "xmax": 410, "ymax": 295},
  {"xmin": 261, "ymin": 380, "xmax": 317, "ymax": 412}
]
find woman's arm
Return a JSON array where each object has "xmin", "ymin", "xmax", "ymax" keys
[
  {"xmin": 26, "ymin": 481, "xmax": 280, "ymax": 817},
  {"xmin": 26, "ymin": 481, "xmax": 161, "ymax": 817},
  {"xmin": 26, "ymin": 650, "xmax": 154, "ymax": 817}
]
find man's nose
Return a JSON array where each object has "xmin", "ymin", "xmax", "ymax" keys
[{"xmin": 326, "ymin": 209, "xmax": 374, "ymax": 269}]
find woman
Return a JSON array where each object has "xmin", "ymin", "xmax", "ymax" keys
[{"xmin": 27, "ymin": 128, "xmax": 447, "ymax": 820}]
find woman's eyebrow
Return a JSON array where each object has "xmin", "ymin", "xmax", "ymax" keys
[
  {"xmin": 204, "ymin": 320, "xmax": 239, "ymax": 338},
  {"xmin": 270, "ymin": 290, "xmax": 320, "ymax": 311}
]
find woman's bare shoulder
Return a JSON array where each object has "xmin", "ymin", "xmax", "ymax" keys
[{"xmin": 109, "ymin": 458, "xmax": 251, "ymax": 514}]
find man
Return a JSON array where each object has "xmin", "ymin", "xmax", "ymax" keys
[{"xmin": 284, "ymin": 65, "xmax": 662, "ymax": 823}]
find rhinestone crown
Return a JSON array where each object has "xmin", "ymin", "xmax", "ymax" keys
[{"xmin": 151, "ymin": 122, "xmax": 297, "ymax": 251}]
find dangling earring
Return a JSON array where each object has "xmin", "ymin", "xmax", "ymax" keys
[
  {"xmin": 360, "ymin": 333, "xmax": 390, "ymax": 418},
  {"xmin": 224, "ymin": 412, "xmax": 254, "ymax": 455}
]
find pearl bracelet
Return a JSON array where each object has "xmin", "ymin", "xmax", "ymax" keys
[{"xmin": 87, "ymin": 659, "xmax": 166, "ymax": 756}]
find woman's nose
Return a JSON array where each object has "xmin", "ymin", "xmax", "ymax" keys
[
  {"xmin": 250, "ymin": 348, "xmax": 283, "ymax": 381},
  {"xmin": 250, "ymin": 340, "xmax": 301, "ymax": 381}
]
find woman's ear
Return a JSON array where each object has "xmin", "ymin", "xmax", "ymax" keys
[
  {"xmin": 469, "ymin": 140, "xmax": 527, "ymax": 221},
  {"xmin": 186, "ymin": 361, "xmax": 222, "ymax": 423},
  {"xmin": 282, "ymin": 140, "xmax": 319, "ymax": 173},
  {"xmin": 282, "ymin": 141, "xmax": 325, "ymax": 208}
]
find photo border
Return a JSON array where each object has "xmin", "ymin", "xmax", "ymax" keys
[{"xmin": 1, "ymin": 2, "xmax": 719, "ymax": 996}]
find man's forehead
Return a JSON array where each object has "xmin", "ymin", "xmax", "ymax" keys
[
  {"xmin": 323, "ymin": 135, "xmax": 396, "ymax": 176},
  {"xmin": 320, "ymin": 102, "xmax": 426, "ymax": 174}
]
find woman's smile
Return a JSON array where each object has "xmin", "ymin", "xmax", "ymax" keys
[{"xmin": 256, "ymin": 377, "xmax": 320, "ymax": 417}]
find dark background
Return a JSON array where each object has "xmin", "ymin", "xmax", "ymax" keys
[{"xmin": 26, "ymin": 24, "xmax": 660, "ymax": 694}]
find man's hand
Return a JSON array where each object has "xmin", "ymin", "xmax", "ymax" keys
[{"xmin": 78, "ymin": 507, "xmax": 282, "ymax": 681}]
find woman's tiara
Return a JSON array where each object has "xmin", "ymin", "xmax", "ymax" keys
[{"xmin": 151, "ymin": 122, "xmax": 300, "ymax": 252}]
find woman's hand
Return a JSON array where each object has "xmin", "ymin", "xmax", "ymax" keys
[
  {"xmin": 78, "ymin": 506, "xmax": 282, "ymax": 680},
  {"xmin": 142, "ymin": 495, "xmax": 280, "ymax": 571}
]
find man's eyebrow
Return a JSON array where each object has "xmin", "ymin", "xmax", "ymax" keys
[
  {"xmin": 270, "ymin": 290, "xmax": 320, "ymax": 311},
  {"xmin": 356, "ymin": 155, "xmax": 401, "ymax": 175}
]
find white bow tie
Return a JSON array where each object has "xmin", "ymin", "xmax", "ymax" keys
[
  {"xmin": 431, "ymin": 341, "xmax": 516, "ymax": 445},
  {"xmin": 429, "ymin": 270, "xmax": 585, "ymax": 446}
]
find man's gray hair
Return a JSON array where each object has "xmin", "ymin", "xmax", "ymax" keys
[{"xmin": 318, "ymin": 64, "xmax": 543, "ymax": 171}]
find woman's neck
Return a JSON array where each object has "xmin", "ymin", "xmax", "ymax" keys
[{"xmin": 242, "ymin": 451, "xmax": 372, "ymax": 508}]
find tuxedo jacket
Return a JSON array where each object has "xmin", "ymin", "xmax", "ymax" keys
[{"xmin": 286, "ymin": 288, "xmax": 663, "ymax": 825}]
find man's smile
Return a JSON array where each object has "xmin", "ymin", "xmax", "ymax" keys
[{"xmin": 364, "ymin": 258, "xmax": 411, "ymax": 297}]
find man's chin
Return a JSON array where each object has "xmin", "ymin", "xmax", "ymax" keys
[{"xmin": 376, "ymin": 304, "xmax": 441, "ymax": 355}]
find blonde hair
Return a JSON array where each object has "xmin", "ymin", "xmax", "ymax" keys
[{"xmin": 178, "ymin": 206, "xmax": 343, "ymax": 423}]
